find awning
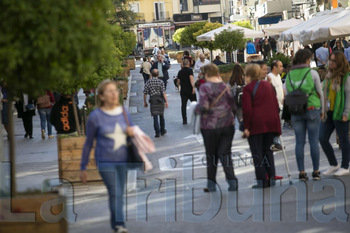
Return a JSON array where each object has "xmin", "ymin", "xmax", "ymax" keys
[{"xmin": 258, "ymin": 15, "xmax": 283, "ymax": 25}]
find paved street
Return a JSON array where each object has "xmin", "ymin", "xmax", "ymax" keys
[{"xmin": 1, "ymin": 60, "xmax": 350, "ymax": 233}]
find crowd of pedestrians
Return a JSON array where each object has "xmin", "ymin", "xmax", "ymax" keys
[{"xmin": 2, "ymin": 41, "xmax": 349, "ymax": 233}]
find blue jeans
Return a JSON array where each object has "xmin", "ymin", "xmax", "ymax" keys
[
  {"xmin": 153, "ymin": 115, "xmax": 165, "ymax": 135},
  {"xmin": 291, "ymin": 109, "xmax": 321, "ymax": 171},
  {"xmin": 98, "ymin": 164, "xmax": 127, "ymax": 230},
  {"xmin": 319, "ymin": 111, "xmax": 350, "ymax": 169},
  {"xmin": 38, "ymin": 108, "xmax": 52, "ymax": 135}
]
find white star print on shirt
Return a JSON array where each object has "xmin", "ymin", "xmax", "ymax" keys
[{"xmin": 105, "ymin": 122, "xmax": 127, "ymax": 151}]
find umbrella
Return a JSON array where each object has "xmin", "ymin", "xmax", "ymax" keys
[
  {"xmin": 196, "ymin": 24, "xmax": 264, "ymax": 42},
  {"xmin": 263, "ymin": 18, "xmax": 303, "ymax": 36},
  {"xmin": 280, "ymin": 7, "xmax": 345, "ymax": 42},
  {"xmin": 300, "ymin": 8, "xmax": 350, "ymax": 44}
]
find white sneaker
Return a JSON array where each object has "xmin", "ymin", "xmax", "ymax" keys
[
  {"xmin": 323, "ymin": 165, "xmax": 340, "ymax": 175},
  {"xmin": 334, "ymin": 168, "xmax": 350, "ymax": 176},
  {"xmin": 115, "ymin": 226, "xmax": 128, "ymax": 233}
]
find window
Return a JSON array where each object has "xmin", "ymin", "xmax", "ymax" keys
[
  {"xmin": 180, "ymin": 0, "xmax": 188, "ymax": 11},
  {"xmin": 154, "ymin": 2, "xmax": 165, "ymax": 20},
  {"xmin": 199, "ymin": 0, "xmax": 220, "ymax": 5},
  {"xmin": 129, "ymin": 2, "xmax": 140, "ymax": 13},
  {"xmin": 229, "ymin": 0, "xmax": 234, "ymax": 15}
]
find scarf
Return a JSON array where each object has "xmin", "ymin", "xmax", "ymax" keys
[{"xmin": 322, "ymin": 71, "xmax": 342, "ymax": 122}]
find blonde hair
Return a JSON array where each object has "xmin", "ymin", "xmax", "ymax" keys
[
  {"xmin": 96, "ymin": 80, "xmax": 119, "ymax": 107},
  {"xmin": 245, "ymin": 64, "xmax": 261, "ymax": 81},
  {"xmin": 202, "ymin": 63, "xmax": 219, "ymax": 78}
]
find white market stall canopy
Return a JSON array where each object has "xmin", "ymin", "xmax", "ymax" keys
[
  {"xmin": 263, "ymin": 18, "xmax": 302, "ymax": 36},
  {"xmin": 300, "ymin": 8, "xmax": 350, "ymax": 44},
  {"xmin": 280, "ymin": 7, "xmax": 349, "ymax": 43},
  {"xmin": 196, "ymin": 24, "xmax": 264, "ymax": 42}
]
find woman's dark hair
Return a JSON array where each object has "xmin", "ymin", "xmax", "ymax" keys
[
  {"xmin": 229, "ymin": 64, "xmax": 244, "ymax": 86},
  {"xmin": 292, "ymin": 49, "xmax": 313, "ymax": 65},
  {"xmin": 184, "ymin": 50, "xmax": 190, "ymax": 56},
  {"xmin": 143, "ymin": 57, "xmax": 147, "ymax": 62}
]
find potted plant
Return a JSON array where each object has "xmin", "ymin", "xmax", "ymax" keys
[
  {"xmin": 218, "ymin": 63, "xmax": 236, "ymax": 83},
  {"xmin": 176, "ymin": 51, "xmax": 184, "ymax": 63}
]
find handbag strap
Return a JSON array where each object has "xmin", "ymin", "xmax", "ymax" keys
[
  {"xmin": 122, "ymin": 106, "xmax": 130, "ymax": 127},
  {"xmin": 209, "ymin": 85, "xmax": 229, "ymax": 109}
]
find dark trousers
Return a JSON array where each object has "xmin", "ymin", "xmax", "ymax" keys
[
  {"xmin": 201, "ymin": 126, "xmax": 237, "ymax": 190},
  {"xmin": 248, "ymin": 133, "xmax": 276, "ymax": 185},
  {"xmin": 159, "ymin": 77, "xmax": 167, "ymax": 90},
  {"xmin": 153, "ymin": 115, "xmax": 165, "ymax": 135},
  {"xmin": 142, "ymin": 73, "xmax": 150, "ymax": 84},
  {"xmin": 22, "ymin": 112, "xmax": 33, "ymax": 137},
  {"xmin": 180, "ymin": 92, "xmax": 197, "ymax": 123},
  {"xmin": 319, "ymin": 111, "xmax": 350, "ymax": 169}
]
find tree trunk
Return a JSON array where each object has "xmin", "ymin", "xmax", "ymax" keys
[
  {"xmin": 0, "ymin": 104, "xmax": 4, "ymax": 193},
  {"xmin": 71, "ymin": 94, "xmax": 81, "ymax": 136},
  {"xmin": 210, "ymin": 49, "xmax": 213, "ymax": 62},
  {"xmin": 7, "ymin": 97, "xmax": 16, "ymax": 197}
]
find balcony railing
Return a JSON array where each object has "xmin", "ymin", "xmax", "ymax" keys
[
  {"xmin": 152, "ymin": 11, "xmax": 170, "ymax": 21},
  {"xmin": 135, "ymin": 13, "xmax": 145, "ymax": 22}
]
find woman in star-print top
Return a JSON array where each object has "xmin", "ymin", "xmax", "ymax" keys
[{"xmin": 80, "ymin": 80, "xmax": 134, "ymax": 233}]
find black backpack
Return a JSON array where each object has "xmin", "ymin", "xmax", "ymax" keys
[
  {"xmin": 284, "ymin": 69, "xmax": 311, "ymax": 115},
  {"xmin": 234, "ymin": 85, "xmax": 244, "ymax": 107}
]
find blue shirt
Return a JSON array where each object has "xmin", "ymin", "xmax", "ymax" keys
[
  {"xmin": 345, "ymin": 47, "xmax": 350, "ymax": 62},
  {"xmin": 80, "ymin": 107, "xmax": 134, "ymax": 170},
  {"xmin": 246, "ymin": 42, "xmax": 256, "ymax": 54},
  {"xmin": 316, "ymin": 47, "xmax": 329, "ymax": 66}
]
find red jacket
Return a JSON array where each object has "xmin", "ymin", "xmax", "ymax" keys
[{"xmin": 242, "ymin": 80, "xmax": 281, "ymax": 136}]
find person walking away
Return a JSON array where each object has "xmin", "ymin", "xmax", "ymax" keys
[
  {"xmin": 285, "ymin": 49, "xmax": 324, "ymax": 180},
  {"xmin": 319, "ymin": 51, "xmax": 350, "ymax": 176},
  {"xmin": 344, "ymin": 46, "xmax": 350, "ymax": 64},
  {"xmin": 152, "ymin": 45, "xmax": 159, "ymax": 59},
  {"xmin": 150, "ymin": 54, "xmax": 170, "ymax": 90},
  {"xmin": 0, "ymin": 81, "xmax": 9, "ymax": 138},
  {"xmin": 183, "ymin": 50, "xmax": 194, "ymax": 68},
  {"xmin": 80, "ymin": 80, "xmax": 135, "ymax": 233},
  {"xmin": 316, "ymin": 41, "xmax": 330, "ymax": 68},
  {"xmin": 15, "ymin": 93, "xmax": 36, "ymax": 139},
  {"xmin": 229, "ymin": 64, "xmax": 245, "ymax": 131},
  {"xmin": 242, "ymin": 64, "xmax": 281, "ymax": 188},
  {"xmin": 144, "ymin": 69, "xmax": 168, "ymax": 137},
  {"xmin": 177, "ymin": 59, "xmax": 197, "ymax": 124},
  {"xmin": 246, "ymin": 40, "xmax": 257, "ymax": 54},
  {"xmin": 140, "ymin": 57, "xmax": 151, "ymax": 84},
  {"xmin": 37, "ymin": 90, "xmax": 55, "ymax": 139},
  {"xmin": 50, "ymin": 95, "xmax": 81, "ymax": 135},
  {"xmin": 212, "ymin": 56, "xmax": 225, "ymax": 66},
  {"xmin": 267, "ymin": 60, "xmax": 284, "ymax": 151},
  {"xmin": 262, "ymin": 39, "xmax": 272, "ymax": 60},
  {"xmin": 195, "ymin": 63, "xmax": 238, "ymax": 192},
  {"xmin": 194, "ymin": 54, "xmax": 210, "ymax": 73}
]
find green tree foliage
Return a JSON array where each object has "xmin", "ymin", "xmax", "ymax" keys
[
  {"xmin": 214, "ymin": 29, "xmax": 246, "ymax": 59},
  {"xmin": 0, "ymin": 0, "xmax": 115, "ymax": 96},
  {"xmin": 233, "ymin": 20, "xmax": 254, "ymax": 29},
  {"xmin": 173, "ymin": 28, "xmax": 185, "ymax": 44},
  {"xmin": 112, "ymin": 25, "xmax": 136, "ymax": 58},
  {"xmin": 179, "ymin": 21, "xmax": 207, "ymax": 46},
  {"xmin": 111, "ymin": 0, "xmax": 137, "ymax": 30},
  {"xmin": 193, "ymin": 22, "xmax": 223, "ymax": 52},
  {"xmin": 267, "ymin": 53, "xmax": 292, "ymax": 68}
]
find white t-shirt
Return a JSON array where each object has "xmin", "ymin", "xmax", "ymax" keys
[
  {"xmin": 194, "ymin": 59, "xmax": 210, "ymax": 72},
  {"xmin": 267, "ymin": 72, "xmax": 284, "ymax": 110}
]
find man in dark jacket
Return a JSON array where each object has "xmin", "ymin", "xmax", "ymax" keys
[
  {"xmin": 150, "ymin": 54, "xmax": 170, "ymax": 90},
  {"xmin": 50, "ymin": 95, "xmax": 81, "ymax": 134}
]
